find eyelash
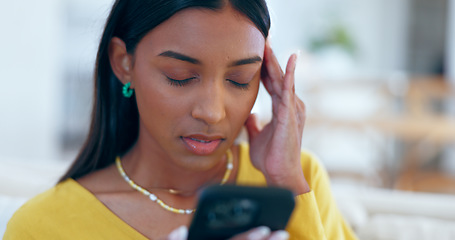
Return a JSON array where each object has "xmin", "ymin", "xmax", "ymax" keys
[
  {"xmin": 227, "ymin": 79, "xmax": 250, "ymax": 90},
  {"xmin": 166, "ymin": 77, "xmax": 195, "ymax": 87},
  {"xmin": 166, "ymin": 77, "xmax": 250, "ymax": 90}
]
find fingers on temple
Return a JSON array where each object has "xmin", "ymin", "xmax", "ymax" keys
[
  {"xmin": 262, "ymin": 42, "xmax": 302, "ymax": 122},
  {"xmin": 262, "ymin": 43, "xmax": 284, "ymax": 95},
  {"xmin": 261, "ymin": 65, "xmax": 274, "ymax": 95}
]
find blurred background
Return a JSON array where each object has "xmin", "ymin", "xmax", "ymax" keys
[{"xmin": 1, "ymin": 0, "xmax": 455, "ymax": 239}]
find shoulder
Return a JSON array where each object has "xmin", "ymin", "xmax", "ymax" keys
[
  {"xmin": 4, "ymin": 178, "xmax": 148, "ymax": 240},
  {"xmin": 11, "ymin": 179, "xmax": 79, "ymax": 216},
  {"xmin": 4, "ymin": 179, "xmax": 88, "ymax": 237}
]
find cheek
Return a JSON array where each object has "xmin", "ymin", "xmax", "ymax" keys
[
  {"xmin": 230, "ymin": 80, "xmax": 260, "ymax": 122},
  {"xmin": 134, "ymin": 63, "xmax": 176, "ymax": 110},
  {"xmin": 133, "ymin": 70, "xmax": 185, "ymax": 130}
]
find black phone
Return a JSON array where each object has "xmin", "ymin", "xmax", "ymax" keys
[{"xmin": 187, "ymin": 185, "xmax": 295, "ymax": 240}]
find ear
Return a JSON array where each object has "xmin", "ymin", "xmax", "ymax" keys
[{"xmin": 108, "ymin": 37, "xmax": 133, "ymax": 86}]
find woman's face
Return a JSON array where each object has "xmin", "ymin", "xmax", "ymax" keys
[{"xmin": 130, "ymin": 6, "xmax": 265, "ymax": 170}]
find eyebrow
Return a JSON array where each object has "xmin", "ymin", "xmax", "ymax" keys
[
  {"xmin": 230, "ymin": 56, "xmax": 263, "ymax": 67},
  {"xmin": 158, "ymin": 51, "xmax": 200, "ymax": 64},
  {"xmin": 158, "ymin": 50, "xmax": 262, "ymax": 67}
]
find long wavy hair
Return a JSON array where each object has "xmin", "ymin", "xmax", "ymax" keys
[{"xmin": 59, "ymin": 0, "xmax": 270, "ymax": 182}]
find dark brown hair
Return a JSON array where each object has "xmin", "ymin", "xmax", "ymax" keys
[{"xmin": 59, "ymin": 0, "xmax": 270, "ymax": 182}]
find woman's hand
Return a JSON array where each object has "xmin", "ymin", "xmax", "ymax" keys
[
  {"xmin": 245, "ymin": 42, "xmax": 310, "ymax": 195},
  {"xmin": 229, "ymin": 227, "xmax": 289, "ymax": 240},
  {"xmin": 165, "ymin": 226, "xmax": 290, "ymax": 240}
]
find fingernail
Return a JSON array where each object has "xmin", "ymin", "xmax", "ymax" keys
[
  {"xmin": 269, "ymin": 230, "xmax": 290, "ymax": 240},
  {"xmin": 248, "ymin": 226, "xmax": 271, "ymax": 240},
  {"xmin": 168, "ymin": 226, "xmax": 188, "ymax": 240}
]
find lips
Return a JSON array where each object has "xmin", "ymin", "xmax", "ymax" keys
[{"xmin": 181, "ymin": 134, "xmax": 223, "ymax": 155}]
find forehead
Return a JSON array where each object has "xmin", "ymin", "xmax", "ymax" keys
[{"xmin": 135, "ymin": 6, "xmax": 265, "ymax": 60}]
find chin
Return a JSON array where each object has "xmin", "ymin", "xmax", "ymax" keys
[{"xmin": 178, "ymin": 153, "xmax": 224, "ymax": 172}]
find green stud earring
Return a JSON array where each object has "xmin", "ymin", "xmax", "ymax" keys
[{"xmin": 122, "ymin": 82, "xmax": 133, "ymax": 98}]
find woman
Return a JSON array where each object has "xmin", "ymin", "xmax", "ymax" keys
[{"xmin": 4, "ymin": 0, "xmax": 357, "ymax": 239}]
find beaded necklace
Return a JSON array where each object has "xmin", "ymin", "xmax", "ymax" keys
[{"xmin": 115, "ymin": 149, "xmax": 234, "ymax": 215}]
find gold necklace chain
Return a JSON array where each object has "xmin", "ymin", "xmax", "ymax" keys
[{"xmin": 115, "ymin": 149, "xmax": 234, "ymax": 215}]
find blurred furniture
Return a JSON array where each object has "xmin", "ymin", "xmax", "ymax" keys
[
  {"xmin": 303, "ymin": 76, "xmax": 455, "ymax": 193},
  {"xmin": 388, "ymin": 77, "xmax": 455, "ymax": 193},
  {"xmin": 333, "ymin": 183, "xmax": 455, "ymax": 240}
]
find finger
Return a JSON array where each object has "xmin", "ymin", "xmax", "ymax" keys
[
  {"xmin": 261, "ymin": 63, "xmax": 274, "ymax": 95},
  {"xmin": 283, "ymin": 53, "xmax": 297, "ymax": 93},
  {"xmin": 261, "ymin": 45, "xmax": 274, "ymax": 96},
  {"xmin": 262, "ymin": 42, "xmax": 284, "ymax": 95},
  {"xmin": 264, "ymin": 42, "xmax": 285, "ymax": 82},
  {"xmin": 229, "ymin": 226, "xmax": 271, "ymax": 240},
  {"xmin": 245, "ymin": 113, "xmax": 261, "ymax": 141},
  {"xmin": 296, "ymin": 97, "xmax": 306, "ymax": 128},
  {"xmin": 276, "ymin": 53, "xmax": 298, "ymax": 113},
  {"xmin": 166, "ymin": 226, "xmax": 188, "ymax": 240},
  {"xmin": 268, "ymin": 230, "xmax": 290, "ymax": 240}
]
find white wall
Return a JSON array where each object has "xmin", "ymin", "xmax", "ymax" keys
[
  {"xmin": 0, "ymin": 0, "xmax": 112, "ymax": 162},
  {"xmin": 0, "ymin": 0, "xmax": 64, "ymax": 161},
  {"xmin": 266, "ymin": 0, "xmax": 410, "ymax": 77}
]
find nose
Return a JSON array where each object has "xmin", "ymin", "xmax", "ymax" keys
[{"xmin": 191, "ymin": 81, "xmax": 226, "ymax": 125}]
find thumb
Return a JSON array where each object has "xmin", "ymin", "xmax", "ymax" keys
[
  {"xmin": 166, "ymin": 226, "xmax": 188, "ymax": 240},
  {"xmin": 245, "ymin": 113, "xmax": 261, "ymax": 141}
]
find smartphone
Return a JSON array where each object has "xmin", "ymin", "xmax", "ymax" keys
[{"xmin": 187, "ymin": 185, "xmax": 295, "ymax": 240}]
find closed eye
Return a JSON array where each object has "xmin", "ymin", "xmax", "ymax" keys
[
  {"xmin": 166, "ymin": 76, "xmax": 196, "ymax": 87},
  {"xmin": 227, "ymin": 79, "xmax": 250, "ymax": 90}
]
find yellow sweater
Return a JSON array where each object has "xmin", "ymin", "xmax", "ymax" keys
[{"xmin": 4, "ymin": 143, "xmax": 357, "ymax": 239}]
